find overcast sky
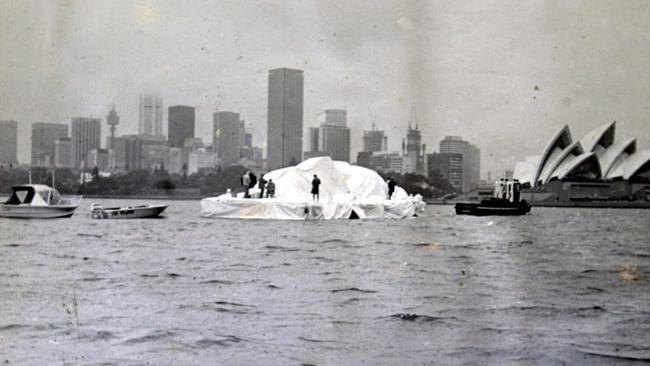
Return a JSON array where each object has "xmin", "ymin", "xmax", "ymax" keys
[{"xmin": 2, "ymin": 0, "xmax": 649, "ymax": 177}]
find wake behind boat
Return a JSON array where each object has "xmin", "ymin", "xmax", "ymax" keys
[
  {"xmin": 0, "ymin": 185, "xmax": 80, "ymax": 219},
  {"xmin": 90, "ymin": 203, "xmax": 168, "ymax": 219}
]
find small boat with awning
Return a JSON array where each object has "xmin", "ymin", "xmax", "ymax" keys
[{"xmin": 0, "ymin": 185, "xmax": 80, "ymax": 219}]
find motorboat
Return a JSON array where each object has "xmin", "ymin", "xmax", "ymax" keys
[
  {"xmin": 455, "ymin": 179, "xmax": 531, "ymax": 216},
  {"xmin": 0, "ymin": 184, "xmax": 80, "ymax": 218},
  {"xmin": 90, "ymin": 203, "xmax": 168, "ymax": 219}
]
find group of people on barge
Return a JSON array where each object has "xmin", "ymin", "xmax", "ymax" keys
[{"xmin": 240, "ymin": 170, "xmax": 275, "ymax": 198}]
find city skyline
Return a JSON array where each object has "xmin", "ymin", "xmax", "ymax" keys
[{"xmin": 2, "ymin": 1, "xmax": 650, "ymax": 177}]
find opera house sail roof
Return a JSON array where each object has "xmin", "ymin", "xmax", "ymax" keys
[{"xmin": 514, "ymin": 121, "xmax": 650, "ymax": 187}]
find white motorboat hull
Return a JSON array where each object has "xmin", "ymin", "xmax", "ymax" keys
[
  {"xmin": 0, "ymin": 204, "xmax": 78, "ymax": 219},
  {"xmin": 92, "ymin": 204, "xmax": 168, "ymax": 219}
]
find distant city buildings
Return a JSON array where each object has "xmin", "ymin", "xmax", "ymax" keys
[
  {"xmin": 427, "ymin": 152, "xmax": 464, "ymax": 191},
  {"xmin": 188, "ymin": 150, "xmax": 219, "ymax": 174},
  {"xmin": 107, "ymin": 106, "xmax": 120, "ymax": 150},
  {"xmin": 357, "ymin": 124, "xmax": 388, "ymax": 168},
  {"xmin": 3, "ymin": 68, "xmax": 484, "ymax": 184},
  {"xmin": 239, "ymin": 126, "xmax": 263, "ymax": 166},
  {"xmin": 438, "ymin": 136, "xmax": 481, "ymax": 192},
  {"xmin": 267, "ymin": 68, "xmax": 304, "ymax": 169},
  {"xmin": 86, "ymin": 148, "xmax": 110, "ymax": 171},
  {"xmin": 424, "ymin": 136, "xmax": 481, "ymax": 192},
  {"xmin": 168, "ymin": 105, "xmax": 195, "ymax": 148},
  {"xmin": 402, "ymin": 124, "xmax": 425, "ymax": 174},
  {"xmin": 139, "ymin": 94, "xmax": 163, "ymax": 136},
  {"xmin": 304, "ymin": 109, "xmax": 351, "ymax": 162},
  {"xmin": 0, "ymin": 120, "xmax": 18, "ymax": 166},
  {"xmin": 54, "ymin": 137, "xmax": 72, "ymax": 168},
  {"xmin": 365, "ymin": 151, "xmax": 405, "ymax": 174},
  {"xmin": 362, "ymin": 126, "xmax": 387, "ymax": 153},
  {"xmin": 213, "ymin": 111, "xmax": 241, "ymax": 164},
  {"xmin": 71, "ymin": 117, "xmax": 101, "ymax": 169},
  {"xmin": 357, "ymin": 122, "xmax": 426, "ymax": 175},
  {"xmin": 31, "ymin": 123, "xmax": 68, "ymax": 166},
  {"xmin": 324, "ymin": 109, "xmax": 346, "ymax": 126}
]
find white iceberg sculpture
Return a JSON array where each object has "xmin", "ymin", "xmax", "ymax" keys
[{"xmin": 200, "ymin": 157, "xmax": 426, "ymax": 220}]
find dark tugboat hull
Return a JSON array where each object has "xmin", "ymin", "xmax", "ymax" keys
[{"xmin": 455, "ymin": 200, "xmax": 531, "ymax": 216}]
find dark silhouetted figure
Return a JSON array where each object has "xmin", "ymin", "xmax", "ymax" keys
[
  {"xmin": 387, "ymin": 177, "xmax": 397, "ymax": 199},
  {"xmin": 311, "ymin": 174, "xmax": 321, "ymax": 202},
  {"xmin": 249, "ymin": 172, "xmax": 257, "ymax": 198},
  {"xmin": 266, "ymin": 179, "xmax": 276, "ymax": 198},
  {"xmin": 258, "ymin": 174, "xmax": 267, "ymax": 198}
]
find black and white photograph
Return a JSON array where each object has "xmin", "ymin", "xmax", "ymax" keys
[{"xmin": 1, "ymin": 0, "xmax": 649, "ymax": 364}]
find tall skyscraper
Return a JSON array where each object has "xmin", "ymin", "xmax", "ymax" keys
[
  {"xmin": 267, "ymin": 68, "xmax": 304, "ymax": 169},
  {"xmin": 0, "ymin": 120, "xmax": 18, "ymax": 166},
  {"xmin": 362, "ymin": 126, "xmax": 387, "ymax": 152},
  {"xmin": 213, "ymin": 111, "xmax": 241, "ymax": 164},
  {"xmin": 107, "ymin": 106, "xmax": 120, "ymax": 150},
  {"xmin": 139, "ymin": 94, "xmax": 163, "ymax": 136},
  {"xmin": 403, "ymin": 124, "xmax": 424, "ymax": 174},
  {"xmin": 440, "ymin": 136, "xmax": 481, "ymax": 192},
  {"xmin": 31, "ymin": 123, "xmax": 68, "ymax": 166},
  {"xmin": 71, "ymin": 117, "xmax": 101, "ymax": 168},
  {"xmin": 168, "ymin": 105, "xmax": 195, "ymax": 148}
]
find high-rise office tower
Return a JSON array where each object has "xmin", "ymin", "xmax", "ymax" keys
[
  {"xmin": 168, "ymin": 105, "xmax": 195, "ymax": 148},
  {"xmin": 0, "ymin": 120, "xmax": 18, "ymax": 165},
  {"xmin": 213, "ymin": 111, "xmax": 241, "ymax": 164},
  {"xmin": 404, "ymin": 124, "xmax": 424, "ymax": 174},
  {"xmin": 139, "ymin": 94, "xmax": 163, "ymax": 136},
  {"xmin": 362, "ymin": 126, "xmax": 387, "ymax": 152},
  {"xmin": 31, "ymin": 123, "xmax": 69, "ymax": 166},
  {"xmin": 71, "ymin": 117, "xmax": 101, "ymax": 168},
  {"xmin": 440, "ymin": 136, "xmax": 481, "ymax": 192},
  {"xmin": 267, "ymin": 68, "xmax": 304, "ymax": 169},
  {"xmin": 107, "ymin": 106, "xmax": 119, "ymax": 150}
]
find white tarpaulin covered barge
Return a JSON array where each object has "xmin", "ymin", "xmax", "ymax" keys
[{"xmin": 201, "ymin": 157, "xmax": 425, "ymax": 220}]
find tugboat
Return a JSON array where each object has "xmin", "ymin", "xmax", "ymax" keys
[{"xmin": 455, "ymin": 179, "xmax": 531, "ymax": 216}]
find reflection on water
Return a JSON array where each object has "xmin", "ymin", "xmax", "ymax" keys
[{"xmin": 1, "ymin": 200, "xmax": 649, "ymax": 365}]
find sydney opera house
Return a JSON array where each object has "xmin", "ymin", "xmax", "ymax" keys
[{"xmin": 513, "ymin": 121, "xmax": 650, "ymax": 206}]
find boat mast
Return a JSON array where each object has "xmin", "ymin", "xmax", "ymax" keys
[
  {"xmin": 52, "ymin": 169, "xmax": 55, "ymax": 189},
  {"xmin": 29, "ymin": 170, "xmax": 32, "ymax": 184}
]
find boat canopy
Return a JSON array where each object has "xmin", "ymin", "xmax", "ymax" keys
[{"xmin": 4, "ymin": 185, "xmax": 60, "ymax": 206}]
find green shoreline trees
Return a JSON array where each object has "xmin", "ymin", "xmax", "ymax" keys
[{"xmin": 0, "ymin": 165, "xmax": 455, "ymax": 198}]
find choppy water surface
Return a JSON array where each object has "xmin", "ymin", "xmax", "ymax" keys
[{"xmin": 1, "ymin": 200, "xmax": 649, "ymax": 365}]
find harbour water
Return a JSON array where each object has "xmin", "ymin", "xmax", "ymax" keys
[{"xmin": 1, "ymin": 199, "xmax": 649, "ymax": 365}]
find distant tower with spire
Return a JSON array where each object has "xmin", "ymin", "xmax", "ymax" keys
[{"xmin": 107, "ymin": 105, "xmax": 119, "ymax": 149}]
